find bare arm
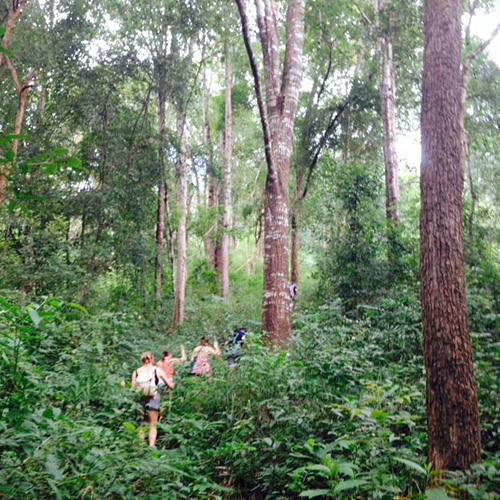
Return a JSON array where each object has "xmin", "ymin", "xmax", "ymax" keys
[
  {"xmin": 156, "ymin": 367, "xmax": 174, "ymax": 390},
  {"xmin": 131, "ymin": 369, "xmax": 137, "ymax": 389},
  {"xmin": 212, "ymin": 339, "xmax": 221, "ymax": 357},
  {"xmin": 180, "ymin": 344, "xmax": 187, "ymax": 362}
]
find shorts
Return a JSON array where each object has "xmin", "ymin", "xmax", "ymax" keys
[{"xmin": 139, "ymin": 392, "xmax": 161, "ymax": 412}]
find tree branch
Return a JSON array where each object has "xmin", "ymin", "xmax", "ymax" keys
[
  {"xmin": 4, "ymin": 55, "xmax": 21, "ymax": 92},
  {"xmin": 301, "ymin": 98, "xmax": 352, "ymax": 201},
  {"xmin": 234, "ymin": 0, "xmax": 274, "ymax": 174},
  {"xmin": 463, "ymin": 20, "xmax": 500, "ymax": 69}
]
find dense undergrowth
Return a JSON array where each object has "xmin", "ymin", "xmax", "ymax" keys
[{"xmin": 0, "ymin": 291, "xmax": 499, "ymax": 499}]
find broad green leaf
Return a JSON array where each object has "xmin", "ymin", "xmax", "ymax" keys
[
  {"xmin": 65, "ymin": 303, "xmax": 88, "ymax": 314},
  {"xmin": 28, "ymin": 308, "xmax": 42, "ymax": 327},
  {"xmin": 300, "ymin": 489, "xmax": 330, "ymax": 498},
  {"xmin": 45, "ymin": 453, "xmax": 64, "ymax": 481},
  {"xmin": 337, "ymin": 462, "xmax": 355, "ymax": 478},
  {"xmin": 262, "ymin": 437, "xmax": 273, "ymax": 446},
  {"xmin": 122, "ymin": 421, "xmax": 136, "ymax": 431},
  {"xmin": 426, "ymin": 489, "xmax": 451, "ymax": 500},
  {"xmin": 304, "ymin": 464, "xmax": 331, "ymax": 474},
  {"xmin": 395, "ymin": 457, "xmax": 427, "ymax": 475},
  {"xmin": 66, "ymin": 157, "xmax": 83, "ymax": 170},
  {"xmin": 334, "ymin": 479, "xmax": 368, "ymax": 492}
]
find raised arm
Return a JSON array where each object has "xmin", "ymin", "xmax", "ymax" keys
[
  {"xmin": 180, "ymin": 344, "xmax": 187, "ymax": 362},
  {"xmin": 212, "ymin": 339, "xmax": 221, "ymax": 357}
]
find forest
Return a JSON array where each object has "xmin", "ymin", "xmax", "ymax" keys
[{"xmin": 1, "ymin": 0, "xmax": 500, "ymax": 498}]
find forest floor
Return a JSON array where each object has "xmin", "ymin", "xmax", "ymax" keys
[{"xmin": 0, "ymin": 287, "xmax": 499, "ymax": 499}]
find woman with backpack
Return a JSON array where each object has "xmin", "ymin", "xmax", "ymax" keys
[
  {"xmin": 131, "ymin": 352, "xmax": 174, "ymax": 447},
  {"xmin": 189, "ymin": 337, "xmax": 220, "ymax": 377}
]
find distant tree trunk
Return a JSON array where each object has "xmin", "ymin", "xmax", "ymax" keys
[
  {"xmin": 377, "ymin": 0, "xmax": 400, "ymax": 225},
  {"xmin": 202, "ymin": 69, "xmax": 217, "ymax": 267},
  {"xmin": 235, "ymin": 0, "xmax": 305, "ymax": 346},
  {"xmin": 0, "ymin": 60, "xmax": 35, "ymax": 211},
  {"xmin": 173, "ymin": 107, "xmax": 187, "ymax": 325},
  {"xmin": 0, "ymin": 1, "xmax": 29, "ymax": 70},
  {"xmin": 154, "ymin": 61, "xmax": 167, "ymax": 301},
  {"xmin": 218, "ymin": 37, "xmax": 232, "ymax": 299},
  {"xmin": 0, "ymin": 1, "xmax": 32, "ymax": 210},
  {"xmin": 420, "ymin": 0, "xmax": 481, "ymax": 471}
]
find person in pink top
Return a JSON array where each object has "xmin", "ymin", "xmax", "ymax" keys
[
  {"xmin": 189, "ymin": 337, "xmax": 220, "ymax": 377},
  {"xmin": 157, "ymin": 345, "xmax": 186, "ymax": 384}
]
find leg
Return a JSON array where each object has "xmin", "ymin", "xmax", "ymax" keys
[{"xmin": 147, "ymin": 410, "xmax": 159, "ymax": 447}]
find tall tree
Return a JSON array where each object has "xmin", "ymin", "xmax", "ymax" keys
[
  {"xmin": 154, "ymin": 58, "xmax": 167, "ymax": 302},
  {"xmin": 0, "ymin": 0, "xmax": 33, "ymax": 211},
  {"xmin": 420, "ymin": 0, "xmax": 481, "ymax": 470},
  {"xmin": 218, "ymin": 36, "xmax": 232, "ymax": 299},
  {"xmin": 376, "ymin": 0, "xmax": 400, "ymax": 225},
  {"xmin": 235, "ymin": 0, "xmax": 305, "ymax": 345}
]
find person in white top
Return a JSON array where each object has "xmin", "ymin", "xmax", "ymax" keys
[{"xmin": 131, "ymin": 352, "xmax": 173, "ymax": 447}]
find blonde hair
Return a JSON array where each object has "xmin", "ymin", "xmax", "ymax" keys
[{"xmin": 141, "ymin": 351, "xmax": 153, "ymax": 364}]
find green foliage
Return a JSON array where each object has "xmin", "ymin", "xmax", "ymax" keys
[
  {"xmin": 320, "ymin": 160, "xmax": 386, "ymax": 311},
  {"xmin": 1, "ymin": 293, "xmax": 497, "ymax": 499}
]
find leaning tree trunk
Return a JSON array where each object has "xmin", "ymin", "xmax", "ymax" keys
[
  {"xmin": 218, "ymin": 37, "xmax": 232, "ymax": 299},
  {"xmin": 420, "ymin": 0, "xmax": 481, "ymax": 471},
  {"xmin": 154, "ymin": 61, "xmax": 167, "ymax": 301},
  {"xmin": 173, "ymin": 107, "xmax": 187, "ymax": 326},
  {"xmin": 0, "ymin": 61, "xmax": 34, "ymax": 211},
  {"xmin": 0, "ymin": 1, "xmax": 32, "ymax": 211},
  {"xmin": 377, "ymin": 0, "xmax": 400, "ymax": 225}
]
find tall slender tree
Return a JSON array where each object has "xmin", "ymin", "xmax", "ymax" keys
[
  {"xmin": 420, "ymin": 0, "xmax": 481, "ymax": 471},
  {"xmin": 235, "ymin": 0, "xmax": 305, "ymax": 345},
  {"xmin": 218, "ymin": 36, "xmax": 232, "ymax": 299},
  {"xmin": 0, "ymin": 0, "xmax": 33, "ymax": 211},
  {"xmin": 376, "ymin": 0, "xmax": 400, "ymax": 225}
]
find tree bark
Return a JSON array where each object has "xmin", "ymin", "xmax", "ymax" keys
[
  {"xmin": 202, "ymin": 69, "xmax": 217, "ymax": 267},
  {"xmin": 154, "ymin": 60, "xmax": 167, "ymax": 301},
  {"xmin": 377, "ymin": 0, "xmax": 400, "ymax": 225},
  {"xmin": 420, "ymin": 0, "xmax": 481, "ymax": 471},
  {"xmin": 173, "ymin": 107, "xmax": 187, "ymax": 325},
  {"xmin": 218, "ymin": 37, "xmax": 232, "ymax": 299},
  {"xmin": 290, "ymin": 176, "xmax": 302, "ymax": 287},
  {"xmin": 0, "ymin": 1, "xmax": 30, "ymax": 70},
  {"xmin": 235, "ymin": 0, "xmax": 305, "ymax": 346},
  {"xmin": 0, "ymin": 60, "xmax": 35, "ymax": 211}
]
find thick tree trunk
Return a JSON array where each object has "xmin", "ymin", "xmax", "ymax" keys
[
  {"xmin": 218, "ymin": 37, "xmax": 232, "ymax": 299},
  {"xmin": 173, "ymin": 107, "xmax": 187, "ymax": 325},
  {"xmin": 236, "ymin": 0, "xmax": 305, "ymax": 345},
  {"xmin": 420, "ymin": 0, "xmax": 481, "ymax": 471},
  {"xmin": 377, "ymin": 0, "xmax": 400, "ymax": 225},
  {"xmin": 154, "ymin": 63, "xmax": 167, "ymax": 301}
]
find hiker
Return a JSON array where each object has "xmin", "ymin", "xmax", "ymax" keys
[
  {"xmin": 189, "ymin": 336, "xmax": 220, "ymax": 377},
  {"xmin": 131, "ymin": 352, "xmax": 174, "ymax": 447},
  {"xmin": 157, "ymin": 345, "xmax": 187, "ymax": 384},
  {"xmin": 224, "ymin": 328, "xmax": 247, "ymax": 368}
]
